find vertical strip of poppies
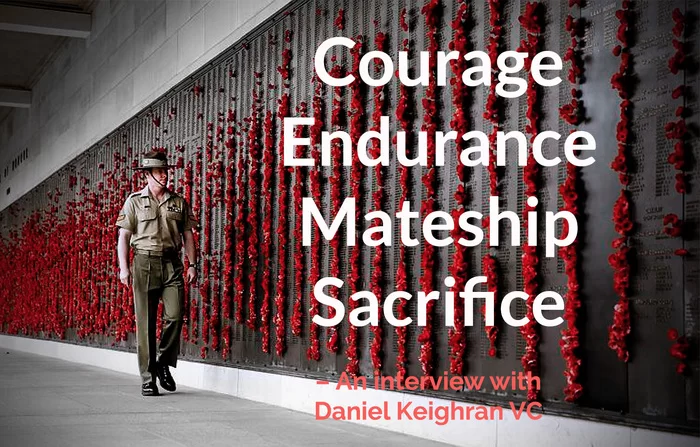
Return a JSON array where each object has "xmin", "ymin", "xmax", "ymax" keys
[
  {"xmin": 234, "ymin": 119, "xmax": 249, "ymax": 326},
  {"xmin": 246, "ymin": 82, "xmax": 263, "ymax": 331},
  {"xmin": 481, "ymin": 0, "xmax": 506, "ymax": 359},
  {"xmin": 368, "ymin": 31, "xmax": 387, "ymax": 375},
  {"xmin": 98, "ymin": 170, "xmax": 108, "ymax": 336},
  {"xmin": 190, "ymin": 146, "xmax": 203, "ymax": 344},
  {"xmin": 666, "ymin": 10, "xmax": 689, "ymax": 201},
  {"xmin": 105, "ymin": 163, "xmax": 115, "ymax": 335},
  {"xmin": 77, "ymin": 184, "xmax": 83, "ymax": 334},
  {"xmin": 199, "ymin": 125, "xmax": 215, "ymax": 358},
  {"xmin": 273, "ymin": 30, "xmax": 293, "ymax": 356},
  {"xmin": 665, "ymin": 8, "xmax": 691, "ymax": 371},
  {"xmin": 517, "ymin": 1, "xmax": 544, "ymax": 402},
  {"xmin": 108, "ymin": 163, "xmax": 117, "ymax": 335},
  {"xmin": 345, "ymin": 35, "xmax": 365, "ymax": 376},
  {"xmin": 83, "ymin": 187, "xmax": 94, "ymax": 339},
  {"xmin": 127, "ymin": 150, "xmax": 137, "ymax": 335},
  {"xmin": 327, "ymin": 64, "xmax": 345, "ymax": 354},
  {"xmin": 259, "ymin": 109, "xmax": 275, "ymax": 353},
  {"xmin": 74, "ymin": 190, "xmax": 82, "ymax": 339},
  {"xmin": 667, "ymin": 328, "xmax": 690, "ymax": 374},
  {"xmin": 558, "ymin": 3, "xmax": 585, "ymax": 402},
  {"xmin": 46, "ymin": 202, "xmax": 55, "ymax": 337},
  {"xmin": 447, "ymin": 0, "xmax": 471, "ymax": 375},
  {"xmin": 306, "ymin": 76, "xmax": 325, "ymax": 361},
  {"xmin": 183, "ymin": 160, "xmax": 194, "ymax": 345},
  {"xmin": 210, "ymin": 124, "xmax": 225, "ymax": 352},
  {"xmin": 222, "ymin": 111, "xmax": 236, "ymax": 359},
  {"xmin": 608, "ymin": 0, "xmax": 633, "ymax": 363},
  {"xmin": 291, "ymin": 102, "xmax": 308, "ymax": 337},
  {"xmin": 417, "ymin": 0, "xmax": 440, "ymax": 380},
  {"xmin": 110, "ymin": 158, "xmax": 121, "ymax": 340},
  {"xmin": 394, "ymin": 20, "xmax": 412, "ymax": 381}
]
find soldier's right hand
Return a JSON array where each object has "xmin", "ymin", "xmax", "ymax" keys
[{"xmin": 119, "ymin": 268, "xmax": 131, "ymax": 287}]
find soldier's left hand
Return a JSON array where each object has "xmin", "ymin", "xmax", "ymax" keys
[{"xmin": 187, "ymin": 265, "xmax": 197, "ymax": 284}]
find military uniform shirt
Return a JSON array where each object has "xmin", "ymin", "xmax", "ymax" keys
[{"xmin": 116, "ymin": 186, "xmax": 197, "ymax": 251}]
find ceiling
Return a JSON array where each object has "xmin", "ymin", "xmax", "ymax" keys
[
  {"xmin": 0, "ymin": 0, "xmax": 94, "ymax": 130},
  {"xmin": 1, "ymin": 0, "xmax": 91, "ymax": 9}
]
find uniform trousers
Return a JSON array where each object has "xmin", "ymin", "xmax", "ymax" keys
[{"xmin": 132, "ymin": 253, "xmax": 184, "ymax": 384}]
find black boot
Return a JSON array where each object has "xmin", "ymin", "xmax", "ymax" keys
[
  {"xmin": 142, "ymin": 381, "xmax": 159, "ymax": 396},
  {"xmin": 156, "ymin": 362, "xmax": 176, "ymax": 392}
]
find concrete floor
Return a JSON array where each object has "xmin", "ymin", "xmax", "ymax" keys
[{"xmin": 0, "ymin": 349, "xmax": 450, "ymax": 447}]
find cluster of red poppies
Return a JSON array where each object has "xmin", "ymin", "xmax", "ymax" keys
[
  {"xmin": 446, "ymin": 0, "xmax": 471, "ymax": 376},
  {"xmin": 245, "ymin": 89, "xmax": 263, "ymax": 332},
  {"xmin": 124, "ymin": 152, "xmax": 139, "ymax": 340},
  {"xmin": 269, "ymin": 31, "xmax": 294, "ymax": 358},
  {"xmin": 663, "ymin": 213, "xmax": 688, "ymax": 257},
  {"xmin": 558, "ymin": 14, "xmax": 584, "ymax": 126},
  {"xmin": 668, "ymin": 9, "xmax": 687, "ymax": 76},
  {"xmin": 666, "ymin": 9, "xmax": 689, "ymax": 196},
  {"xmin": 101, "ymin": 153, "xmax": 132, "ymax": 343},
  {"xmin": 667, "ymin": 328, "xmax": 690, "ymax": 375},
  {"xmin": 663, "ymin": 213, "xmax": 683, "ymax": 238},
  {"xmin": 558, "ymin": 2, "xmax": 585, "ymax": 404},
  {"xmin": 345, "ymin": 37, "xmax": 366, "ymax": 376},
  {"xmin": 273, "ymin": 88, "xmax": 291, "ymax": 356},
  {"xmin": 394, "ymin": 29, "xmax": 412, "ymax": 383},
  {"xmin": 0, "ymin": 148, "xmax": 144, "ymax": 348},
  {"xmin": 334, "ymin": 9, "xmax": 345, "ymax": 31},
  {"xmin": 417, "ymin": 0, "xmax": 440, "ymax": 382},
  {"xmin": 199, "ymin": 126, "xmax": 215, "ymax": 358},
  {"xmin": 307, "ymin": 78, "xmax": 325, "ymax": 362},
  {"xmin": 484, "ymin": 0, "xmax": 504, "ymax": 195},
  {"xmin": 233, "ymin": 120, "xmax": 249, "ymax": 330},
  {"xmin": 558, "ymin": 162, "xmax": 583, "ymax": 403},
  {"xmin": 107, "ymin": 155, "xmax": 134, "ymax": 341},
  {"xmin": 190, "ymin": 147, "xmax": 204, "ymax": 351},
  {"xmin": 291, "ymin": 102, "xmax": 309, "ymax": 338},
  {"xmin": 212, "ymin": 123, "xmax": 226, "ymax": 354},
  {"xmin": 181, "ymin": 160, "xmax": 194, "ymax": 343},
  {"xmin": 325, "ymin": 66, "xmax": 345, "ymax": 354},
  {"xmin": 221, "ymin": 121, "xmax": 235, "ymax": 359},
  {"xmin": 256, "ymin": 110, "xmax": 274, "ymax": 354},
  {"xmin": 369, "ymin": 31, "xmax": 388, "ymax": 376},
  {"xmin": 326, "ymin": 65, "xmax": 343, "ymax": 353},
  {"xmin": 191, "ymin": 83, "xmax": 204, "ymax": 97},
  {"xmin": 516, "ymin": 1, "xmax": 544, "ymax": 403},
  {"xmin": 211, "ymin": 127, "xmax": 224, "ymax": 353},
  {"xmin": 400, "ymin": 8, "xmax": 408, "ymax": 32},
  {"xmin": 608, "ymin": 1, "xmax": 634, "ymax": 364},
  {"xmin": 608, "ymin": 190, "xmax": 632, "ymax": 363},
  {"xmin": 481, "ymin": 252, "xmax": 499, "ymax": 359},
  {"xmin": 481, "ymin": 0, "xmax": 507, "ymax": 361}
]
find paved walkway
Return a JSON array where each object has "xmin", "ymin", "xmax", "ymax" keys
[{"xmin": 0, "ymin": 349, "xmax": 450, "ymax": 447}]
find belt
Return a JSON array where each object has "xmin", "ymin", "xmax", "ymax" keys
[{"xmin": 134, "ymin": 248, "xmax": 180, "ymax": 258}]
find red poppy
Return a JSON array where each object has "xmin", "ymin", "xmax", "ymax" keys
[
  {"xmin": 334, "ymin": 9, "xmax": 344, "ymax": 30},
  {"xmin": 672, "ymin": 85, "xmax": 686, "ymax": 99},
  {"xmin": 667, "ymin": 328, "xmax": 679, "ymax": 341}
]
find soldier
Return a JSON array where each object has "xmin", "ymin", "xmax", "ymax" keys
[{"xmin": 116, "ymin": 150, "xmax": 197, "ymax": 396}]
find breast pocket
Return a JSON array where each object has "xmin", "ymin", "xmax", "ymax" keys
[
  {"xmin": 136, "ymin": 208, "xmax": 158, "ymax": 233},
  {"xmin": 137, "ymin": 208, "xmax": 157, "ymax": 221},
  {"xmin": 166, "ymin": 210, "xmax": 184, "ymax": 232}
]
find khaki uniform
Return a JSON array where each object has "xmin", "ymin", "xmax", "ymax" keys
[{"xmin": 116, "ymin": 186, "xmax": 196, "ymax": 384}]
